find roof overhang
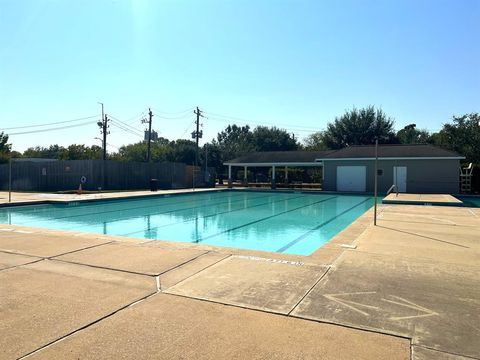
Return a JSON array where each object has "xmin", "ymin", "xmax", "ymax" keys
[
  {"xmin": 223, "ymin": 161, "xmax": 324, "ymax": 167},
  {"xmin": 316, "ymin": 157, "xmax": 465, "ymax": 161}
]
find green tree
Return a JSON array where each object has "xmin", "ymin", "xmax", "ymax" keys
[
  {"xmin": 59, "ymin": 144, "xmax": 102, "ymax": 160},
  {"xmin": 204, "ymin": 125, "xmax": 253, "ymax": 174},
  {"xmin": 251, "ymin": 126, "xmax": 298, "ymax": 151},
  {"xmin": 323, "ymin": 106, "xmax": 397, "ymax": 149},
  {"xmin": 200, "ymin": 143, "xmax": 222, "ymax": 170},
  {"xmin": 23, "ymin": 144, "xmax": 66, "ymax": 159},
  {"xmin": 432, "ymin": 113, "xmax": 480, "ymax": 163},
  {"xmin": 168, "ymin": 139, "xmax": 196, "ymax": 164},
  {"xmin": 396, "ymin": 124, "xmax": 431, "ymax": 144},
  {"xmin": 0, "ymin": 132, "xmax": 12, "ymax": 163},
  {"xmin": 0, "ymin": 132, "xmax": 11, "ymax": 153},
  {"xmin": 117, "ymin": 142, "xmax": 150, "ymax": 162},
  {"xmin": 214, "ymin": 125, "xmax": 254, "ymax": 160},
  {"xmin": 303, "ymin": 131, "xmax": 328, "ymax": 150}
]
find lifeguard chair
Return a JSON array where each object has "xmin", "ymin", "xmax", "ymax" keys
[{"xmin": 460, "ymin": 163, "xmax": 473, "ymax": 193}]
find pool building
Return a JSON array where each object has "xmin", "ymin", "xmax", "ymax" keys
[{"xmin": 224, "ymin": 144, "xmax": 464, "ymax": 193}]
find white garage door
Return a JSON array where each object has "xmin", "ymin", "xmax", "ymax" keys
[{"xmin": 336, "ymin": 166, "xmax": 366, "ymax": 192}]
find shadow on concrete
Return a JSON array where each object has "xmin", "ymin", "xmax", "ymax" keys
[{"xmin": 377, "ymin": 225, "xmax": 470, "ymax": 249}]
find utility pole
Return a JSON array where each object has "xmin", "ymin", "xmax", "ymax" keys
[
  {"xmin": 142, "ymin": 108, "xmax": 153, "ymax": 162},
  {"xmin": 97, "ymin": 109, "xmax": 109, "ymax": 190},
  {"xmin": 97, "ymin": 103, "xmax": 105, "ymax": 158},
  {"xmin": 101, "ymin": 115, "xmax": 109, "ymax": 160},
  {"xmin": 192, "ymin": 107, "xmax": 204, "ymax": 167}
]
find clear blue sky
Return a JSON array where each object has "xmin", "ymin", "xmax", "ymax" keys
[{"xmin": 0, "ymin": 0, "xmax": 478, "ymax": 152}]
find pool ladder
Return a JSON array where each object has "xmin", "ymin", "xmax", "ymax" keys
[{"xmin": 387, "ymin": 184, "xmax": 399, "ymax": 197}]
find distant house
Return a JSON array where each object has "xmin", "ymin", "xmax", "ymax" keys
[{"xmin": 224, "ymin": 145, "xmax": 464, "ymax": 194}]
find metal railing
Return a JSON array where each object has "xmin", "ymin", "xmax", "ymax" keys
[{"xmin": 386, "ymin": 184, "xmax": 399, "ymax": 197}]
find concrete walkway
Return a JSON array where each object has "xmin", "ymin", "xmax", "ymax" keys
[
  {"xmin": 383, "ymin": 193, "xmax": 463, "ymax": 205},
  {"xmin": 0, "ymin": 195, "xmax": 478, "ymax": 359},
  {"xmin": 0, "ymin": 188, "xmax": 222, "ymax": 206}
]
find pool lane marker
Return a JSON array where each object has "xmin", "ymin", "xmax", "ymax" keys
[
  {"xmin": 276, "ymin": 198, "xmax": 372, "ymax": 253},
  {"xmin": 12, "ymin": 191, "xmax": 252, "ymax": 224},
  {"xmin": 194, "ymin": 196, "xmax": 339, "ymax": 244},
  {"xmin": 123, "ymin": 193, "xmax": 309, "ymax": 238},
  {"xmin": 12, "ymin": 192, "xmax": 274, "ymax": 233},
  {"xmin": 65, "ymin": 192, "xmax": 276, "ymax": 234}
]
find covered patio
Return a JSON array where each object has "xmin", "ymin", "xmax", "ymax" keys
[{"xmin": 223, "ymin": 151, "xmax": 332, "ymax": 189}]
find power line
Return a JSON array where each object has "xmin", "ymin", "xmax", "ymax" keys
[
  {"xmin": 109, "ymin": 121, "xmax": 144, "ymax": 138},
  {"xmin": 125, "ymin": 110, "xmax": 148, "ymax": 124},
  {"xmin": 152, "ymin": 107, "xmax": 195, "ymax": 115},
  {"xmin": 204, "ymin": 111, "xmax": 321, "ymax": 131},
  {"xmin": 110, "ymin": 122, "xmax": 143, "ymax": 137},
  {"xmin": 106, "ymin": 142, "xmax": 121, "ymax": 151},
  {"xmin": 156, "ymin": 113, "xmax": 192, "ymax": 120},
  {"xmin": 178, "ymin": 120, "xmax": 196, "ymax": 139},
  {"xmin": 108, "ymin": 115, "xmax": 144, "ymax": 135},
  {"xmin": 1, "ymin": 115, "xmax": 99, "ymax": 130},
  {"xmin": 7, "ymin": 120, "xmax": 96, "ymax": 136},
  {"xmin": 206, "ymin": 111, "xmax": 447, "ymax": 135},
  {"xmin": 206, "ymin": 116, "xmax": 318, "ymax": 134}
]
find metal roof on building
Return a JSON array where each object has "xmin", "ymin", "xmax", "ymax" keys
[
  {"xmin": 224, "ymin": 145, "xmax": 463, "ymax": 166},
  {"xmin": 224, "ymin": 150, "xmax": 335, "ymax": 165},
  {"xmin": 320, "ymin": 144, "xmax": 463, "ymax": 159}
]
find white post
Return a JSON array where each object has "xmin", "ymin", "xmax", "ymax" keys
[
  {"xmin": 285, "ymin": 166, "xmax": 288, "ymax": 183},
  {"xmin": 228, "ymin": 165, "xmax": 232, "ymax": 188},
  {"xmin": 271, "ymin": 165, "xmax": 276, "ymax": 189},
  {"xmin": 244, "ymin": 166, "xmax": 248, "ymax": 185},
  {"xmin": 374, "ymin": 139, "xmax": 378, "ymax": 226},
  {"xmin": 8, "ymin": 157, "xmax": 12, "ymax": 203}
]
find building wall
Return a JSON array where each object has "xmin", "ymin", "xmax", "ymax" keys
[{"xmin": 323, "ymin": 159, "xmax": 460, "ymax": 194}]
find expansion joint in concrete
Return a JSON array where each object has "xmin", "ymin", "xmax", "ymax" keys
[
  {"xmin": 18, "ymin": 290, "xmax": 159, "ymax": 360},
  {"xmin": 288, "ymin": 266, "xmax": 332, "ymax": 316},
  {"xmin": 413, "ymin": 344, "xmax": 480, "ymax": 360}
]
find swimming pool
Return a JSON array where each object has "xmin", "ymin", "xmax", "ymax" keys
[
  {"xmin": 456, "ymin": 196, "xmax": 480, "ymax": 208},
  {"xmin": 0, "ymin": 191, "xmax": 373, "ymax": 256}
]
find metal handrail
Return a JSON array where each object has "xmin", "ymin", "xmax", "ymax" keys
[{"xmin": 387, "ymin": 184, "xmax": 399, "ymax": 197}]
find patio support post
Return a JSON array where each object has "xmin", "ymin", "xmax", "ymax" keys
[
  {"xmin": 271, "ymin": 165, "xmax": 276, "ymax": 189},
  {"xmin": 285, "ymin": 166, "xmax": 288, "ymax": 184},
  {"xmin": 228, "ymin": 165, "xmax": 232, "ymax": 188},
  {"xmin": 243, "ymin": 166, "xmax": 248, "ymax": 186}
]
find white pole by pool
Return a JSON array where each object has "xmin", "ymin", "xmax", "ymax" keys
[
  {"xmin": 8, "ymin": 157, "xmax": 12, "ymax": 203},
  {"xmin": 374, "ymin": 139, "xmax": 378, "ymax": 226},
  {"xmin": 272, "ymin": 165, "xmax": 276, "ymax": 189}
]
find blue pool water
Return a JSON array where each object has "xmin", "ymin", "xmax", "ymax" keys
[
  {"xmin": 0, "ymin": 191, "xmax": 374, "ymax": 256},
  {"xmin": 456, "ymin": 196, "xmax": 480, "ymax": 208}
]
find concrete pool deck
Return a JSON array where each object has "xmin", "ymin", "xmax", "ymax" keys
[
  {"xmin": 0, "ymin": 188, "xmax": 224, "ymax": 207},
  {"xmin": 0, "ymin": 190, "xmax": 478, "ymax": 359},
  {"xmin": 383, "ymin": 193, "xmax": 463, "ymax": 205}
]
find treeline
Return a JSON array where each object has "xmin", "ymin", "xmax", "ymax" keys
[{"xmin": 1, "ymin": 106, "xmax": 478, "ymax": 176}]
